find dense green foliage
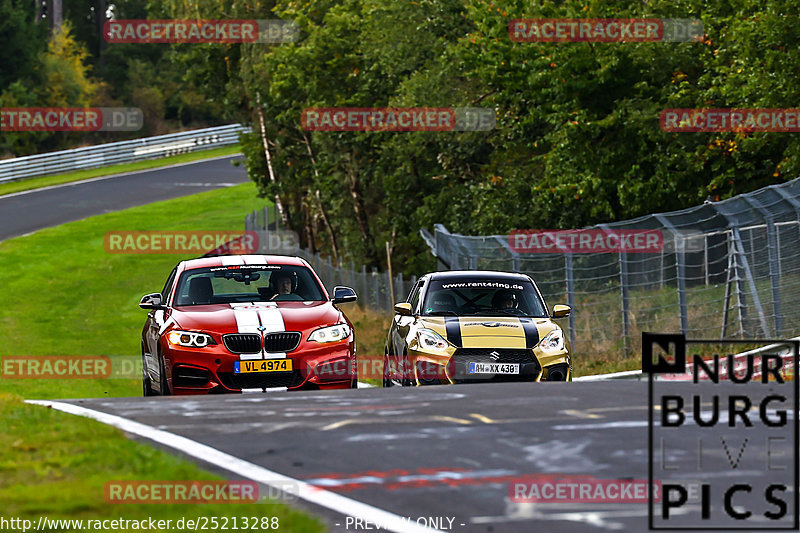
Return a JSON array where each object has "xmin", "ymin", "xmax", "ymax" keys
[
  {"xmin": 0, "ymin": 0, "xmax": 230, "ymax": 155},
  {"xmin": 155, "ymin": 0, "xmax": 800, "ymax": 273},
  {"xmin": 3, "ymin": 0, "xmax": 800, "ymax": 273}
]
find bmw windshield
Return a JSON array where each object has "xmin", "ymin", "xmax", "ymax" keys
[
  {"xmin": 421, "ymin": 279, "xmax": 548, "ymax": 318},
  {"xmin": 173, "ymin": 265, "xmax": 326, "ymax": 306}
]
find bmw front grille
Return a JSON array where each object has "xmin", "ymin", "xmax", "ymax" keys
[{"xmin": 222, "ymin": 332, "xmax": 301, "ymax": 354}]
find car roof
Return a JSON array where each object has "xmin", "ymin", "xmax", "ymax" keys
[
  {"xmin": 424, "ymin": 270, "xmax": 531, "ymax": 281},
  {"xmin": 178, "ymin": 255, "xmax": 309, "ymax": 271}
]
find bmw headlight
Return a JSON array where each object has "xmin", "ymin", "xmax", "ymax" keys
[
  {"xmin": 417, "ymin": 329, "xmax": 450, "ymax": 352},
  {"xmin": 167, "ymin": 330, "xmax": 216, "ymax": 348},
  {"xmin": 539, "ymin": 328, "xmax": 565, "ymax": 354},
  {"xmin": 308, "ymin": 324, "xmax": 351, "ymax": 343}
]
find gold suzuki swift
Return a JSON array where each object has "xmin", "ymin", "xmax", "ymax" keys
[{"xmin": 383, "ymin": 270, "xmax": 571, "ymax": 386}]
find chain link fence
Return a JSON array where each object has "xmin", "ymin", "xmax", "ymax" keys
[
  {"xmin": 420, "ymin": 178, "xmax": 800, "ymax": 356},
  {"xmin": 245, "ymin": 205, "xmax": 416, "ymax": 312}
]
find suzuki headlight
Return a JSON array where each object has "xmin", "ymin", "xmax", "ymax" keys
[
  {"xmin": 539, "ymin": 328, "xmax": 565, "ymax": 354},
  {"xmin": 417, "ymin": 329, "xmax": 450, "ymax": 352},
  {"xmin": 167, "ymin": 330, "xmax": 216, "ymax": 348},
  {"xmin": 308, "ymin": 324, "xmax": 351, "ymax": 343}
]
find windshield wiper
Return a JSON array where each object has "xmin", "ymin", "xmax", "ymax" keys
[
  {"xmin": 476, "ymin": 309, "xmax": 536, "ymax": 317},
  {"xmin": 424, "ymin": 311, "xmax": 460, "ymax": 316}
]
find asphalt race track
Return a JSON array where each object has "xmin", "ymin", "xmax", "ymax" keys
[
  {"xmin": 11, "ymin": 155, "xmax": 796, "ymax": 531},
  {"xmin": 0, "ymin": 155, "xmax": 247, "ymax": 242},
  {"xmin": 45, "ymin": 381, "xmax": 796, "ymax": 532}
]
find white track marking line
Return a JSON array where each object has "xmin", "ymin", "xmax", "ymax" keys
[
  {"xmin": 25, "ymin": 400, "xmax": 441, "ymax": 533},
  {"xmin": 552, "ymin": 421, "xmax": 648, "ymax": 430},
  {"xmin": 322, "ymin": 419, "xmax": 359, "ymax": 431},
  {"xmin": 240, "ymin": 383, "xmax": 372, "ymax": 391},
  {"xmin": 172, "ymin": 182, "xmax": 239, "ymax": 187},
  {"xmin": 0, "ymin": 154, "xmax": 242, "ymax": 199},
  {"xmin": 469, "ymin": 413, "xmax": 495, "ymax": 424},
  {"xmin": 574, "ymin": 370, "xmax": 642, "ymax": 381}
]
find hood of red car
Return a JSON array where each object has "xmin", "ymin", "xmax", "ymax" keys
[{"xmin": 169, "ymin": 301, "xmax": 343, "ymax": 335}]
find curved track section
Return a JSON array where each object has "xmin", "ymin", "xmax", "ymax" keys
[
  {"xmin": 0, "ymin": 155, "xmax": 247, "ymax": 242},
  {"xmin": 35, "ymin": 382, "xmax": 675, "ymax": 532}
]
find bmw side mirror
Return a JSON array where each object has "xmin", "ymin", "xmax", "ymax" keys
[
  {"xmin": 139, "ymin": 292, "xmax": 165, "ymax": 310},
  {"xmin": 552, "ymin": 304, "xmax": 571, "ymax": 318},
  {"xmin": 394, "ymin": 302, "xmax": 413, "ymax": 316},
  {"xmin": 332, "ymin": 286, "xmax": 357, "ymax": 304}
]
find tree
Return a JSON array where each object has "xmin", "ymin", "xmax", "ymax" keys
[{"xmin": 0, "ymin": 0, "xmax": 48, "ymax": 91}]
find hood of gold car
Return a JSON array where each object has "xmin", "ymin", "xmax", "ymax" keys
[{"xmin": 419, "ymin": 316, "xmax": 557, "ymax": 349}]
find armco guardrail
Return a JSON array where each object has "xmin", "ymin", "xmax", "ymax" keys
[
  {"xmin": 0, "ymin": 124, "xmax": 248, "ymax": 182},
  {"xmin": 575, "ymin": 336, "xmax": 799, "ymax": 382},
  {"xmin": 655, "ymin": 336, "xmax": 798, "ymax": 381}
]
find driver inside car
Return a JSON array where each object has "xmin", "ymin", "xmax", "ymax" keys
[
  {"xmin": 270, "ymin": 272, "xmax": 303, "ymax": 301},
  {"xmin": 491, "ymin": 289, "xmax": 519, "ymax": 310}
]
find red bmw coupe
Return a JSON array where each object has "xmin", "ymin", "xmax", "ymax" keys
[{"xmin": 139, "ymin": 255, "xmax": 358, "ymax": 395}]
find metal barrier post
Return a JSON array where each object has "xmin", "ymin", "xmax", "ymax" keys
[
  {"xmin": 676, "ymin": 237, "xmax": 689, "ymax": 336},
  {"xmin": 732, "ymin": 226, "xmax": 771, "ymax": 337},
  {"xmin": 565, "ymin": 253, "xmax": 577, "ymax": 352},
  {"xmin": 766, "ymin": 219, "xmax": 783, "ymax": 336},
  {"xmin": 619, "ymin": 251, "xmax": 631, "ymax": 354}
]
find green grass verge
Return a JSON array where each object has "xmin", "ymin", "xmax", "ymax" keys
[
  {"xmin": 0, "ymin": 393, "xmax": 326, "ymax": 533},
  {"xmin": 0, "ymin": 144, "xmax": 242, "ymax": 198},
  {"xmin": 0, "ymin": 175, "xmax": 646, "ymax": 529},
  {"xmin": 0, "ymin": 183, "xmax": 326, "ymax": 532},
  {"xmin": 0, "ymin": 181, "xmax": 266, "ymax": 399}
]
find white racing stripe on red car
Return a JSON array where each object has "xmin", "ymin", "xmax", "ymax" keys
[
  {"xmin": 230, "ymin": 303, "xmax": 265, "ymax": 360},
  {"xmin": 256, "ymin": 305, "xmax": 284, "ymax": 334},
  {"xmin": 230, "ymin": 303, "xmax": 288, "ymax": 360},
  {"xmin": 231, "ymin": 305, "xmax": 262, "ymax": 334},
  {"xmin": 256, "ymin": 304, "xmax": 289, "ymax": 359},
  {"xmin": 220, "ymin": 256, "xmax": 245, "ymax": 266},
  {"xmin": 242, "ymin": 255, "xmax": 270, "ymax": 264}
]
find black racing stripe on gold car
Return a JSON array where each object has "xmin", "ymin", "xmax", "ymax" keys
[
  {"xmin": 444, "ymin": 316, "xmax": 462, "ymax": 347},
  {"xmin": 520, "ymin": 318, "xmax": 539, "ymax": 349}
]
